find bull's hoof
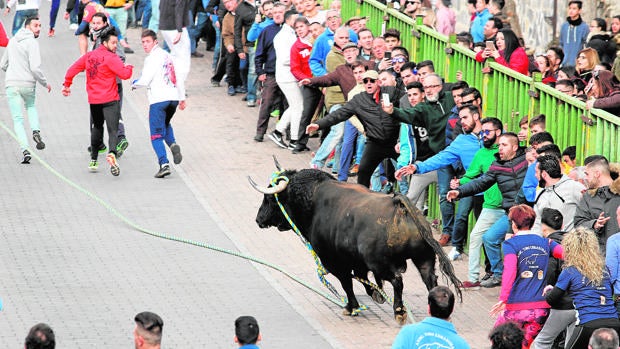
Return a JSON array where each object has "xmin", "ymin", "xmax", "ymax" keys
[
  {"xmin": 394, "ymin": 307, "xmax": 407, "ymax": 325},
  {"xmin": 372, "ymin": 290, "xmax": 385, "ymax": 304}
]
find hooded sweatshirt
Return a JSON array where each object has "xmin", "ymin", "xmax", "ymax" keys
[
  {"xmin": 1, "ymin": 28, "xmax": 47, "ymax": 88},
  {"xmin": 559, "ymin": 16, "xmax": 589, "ymax": 66}
]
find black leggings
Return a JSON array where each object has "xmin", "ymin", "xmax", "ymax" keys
[
  {"xmin": 90, "ymin": 101, "xmax": 120, "ymax": 159},
  {"xmin": 566, "ymin": 318, "xmax": 620, "ymax": 349}
]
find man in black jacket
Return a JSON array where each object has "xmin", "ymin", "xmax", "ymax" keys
[
  {"xmin": 234, "ymin": 0, "xmax": 256, "ymax": 94},
  {"xmin": 306, "ymin": 70, "xmax": 404, "ymax": 188},
  {"xmin": 446, "ymin": 132, "xmax": 528, "ymax": 288}
]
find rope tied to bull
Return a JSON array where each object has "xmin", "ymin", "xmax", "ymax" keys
[{"xmin": 270, "ymin": 172, "xmax": 373, "ymax": 316}]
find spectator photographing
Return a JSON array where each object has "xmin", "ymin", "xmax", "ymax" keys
[{"xmin": 475, "ymin": 28, "xmax": 529, "ymax": 75}]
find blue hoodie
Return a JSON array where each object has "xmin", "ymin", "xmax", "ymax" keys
[
  {"xmin": 559, "ymin": 17, "xmax": 589, "ymax": 66},
  {"xmin": 416, "ymin": 132, "xmax": 483, "ymax": 174}
]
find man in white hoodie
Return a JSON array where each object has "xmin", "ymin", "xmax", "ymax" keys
[
  {"xmin": 132, "ymin": 29, "xmax": 186, "ymax": 178},
  {"xmin": 1, "ymin": 16, "xmax": 50, "ymax": 164}
]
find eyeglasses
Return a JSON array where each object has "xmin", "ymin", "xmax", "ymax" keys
[
  {"xmin": 461, "ymin": 99, "xmax": 475, "ymax": 104},
  {"xmin": 327, "ymin": 15, "xmax": 340, "ymax": 21},
  {"xmin": 480, "ymin": 129, "xmax": 497, "ymax": 136},
  {"xmin": 392, "ymin": 56, "xmax": 407, "ymax": 64},
  {"xmin": 423, "ymin": 84, "xmax": 442, "ymax": 89},
  {"xmin": 363, "ymin": 78, "xmax": 376, "ymax": 84}
]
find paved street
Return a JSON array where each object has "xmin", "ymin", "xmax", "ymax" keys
[{"xmin": 1, "ymin": 7, "xmax": 500, "ymax": 348}]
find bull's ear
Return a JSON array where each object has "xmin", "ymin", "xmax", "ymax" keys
[{"xmin": 273, "ymin": 155, "xmax": 283, "ymax": 172}]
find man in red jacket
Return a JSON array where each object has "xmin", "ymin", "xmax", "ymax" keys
[{"xmin": 62, "ymin": 27, "xmax": 133, "ymax": 176}]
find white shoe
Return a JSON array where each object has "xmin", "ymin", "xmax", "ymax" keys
[
  {"xmin": 69, "ymin": 23, "xmax": 78, "ymax": 30},
  {"xmin": 447, "ymin": 247, "xmax": 461, "ymax": 261}
]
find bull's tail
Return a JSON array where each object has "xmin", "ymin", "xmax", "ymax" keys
[{"xmin": 395, "ymin": 194, "xmax": 463, "ymax": 301}]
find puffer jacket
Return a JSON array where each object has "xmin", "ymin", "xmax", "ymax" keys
[
  {"xmin": 574, "ymin": 163, "xmax": 620, "ymax": 252},
  {"xmin": 533, "ymin": 175, "xmax": 586, "ymax": 233},
  {"xmin": 456, "ymin": 147, "xmax": 528, "ymax": 211},
  {"xmin": 316, "ymin": 86, "xmax": 404, "ymax": 145}
]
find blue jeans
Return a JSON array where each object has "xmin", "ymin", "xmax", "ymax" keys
[
  {"xmin": 437, "ymin": 166, "xmax": 455, "ymax": 236},
  {"xmin": 148, "ymin": 0, "xmax": 159, "ymax": 31},
  {"xmin": 310, "ymin": 106, "xmax": 344, "ymax": 170},
  {"xmin": 337, "ymin": 120, "xmax": 360, "ymax": 181},
  {"xmin": 370, "ymin": 163, "xmax": 386, "ymax": 191},
  {"xmin": 50, "ymin": 0, "xmax": 61, "ymax": 28},
  {"xmin": 467, "ymin": 208, "xmax": 505, "ymax": 282},
  {"xmin": 7, "ymin": 86, "xmax": 39, "ymax": 152},
  {"xmin": 211, "ymin": 18, "xmax": 221, "ymax": 70},
  {"xmin": 452, "ymin": 195, "xmax": 473, "ymax": 251},
  {"xmin": 149, "ymin": 100, "xmax": 179, "ymax": 165},
  {"xmin": 482, "ymin": 213, "xmax": 510, "ymax": 277},
  {"xmin": 12, "ymin": 9, "xmax": 39, "ymax": 35},
  {"xmin": 246, "ymin": 46, "xmax": 257, "ymax": 102},
  {"xmin": 137, "ymin": 0, "xmax": 151, "ymax": 28},
  {"xmin": 189, "ymin": 12, "xmax": 208, "ymax": 54}
]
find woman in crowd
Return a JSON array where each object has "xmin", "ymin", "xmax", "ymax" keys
[
  {"xmin": 476, "ymin": 28, "xmax": 529, "ymax": 76},
  {"xmin": 585, "ymin": 69, "xmax": 620, "ymax": 115},
  {"xmin": 535, "ymin": 54, "xmax": 556, "ymax": 85},
  {"xmin": 574, "ymin": 47, "xmax": 600, "ymax": 83},
  {"xmin": 586, "ymin": 17, "xmax": 617, "ymax": 65},
  {"xmin": 544, "ymin": 227, "xmax": 620, "ymax": 349},
  {"xmin": 489, "ymin": 205, "xmax": 563, "ymax": 349}
]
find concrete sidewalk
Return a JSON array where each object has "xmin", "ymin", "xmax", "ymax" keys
[{"xmin": 0, "ymin": 7, "xmax": 499, "ymax": 348}]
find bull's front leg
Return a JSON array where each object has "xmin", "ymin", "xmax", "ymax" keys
[
  {"xmin": 334, "ymin": 272, "xmax": 360, "ymax": 316},
  {"xmin": 388, "ymin": 274, "xmax": 407, "ymax": 325}
]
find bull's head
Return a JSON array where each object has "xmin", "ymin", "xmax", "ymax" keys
[{"xmin": 249, "ymin": 157, "xmax": 294, "ymax": 231}]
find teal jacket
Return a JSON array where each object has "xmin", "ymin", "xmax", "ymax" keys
[{"xmin": 460, "ymin": 144, "xmax": 503, "ymax": 209}]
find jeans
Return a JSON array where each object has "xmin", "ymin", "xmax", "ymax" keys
[
  {"xmin": 148, "ymin": 0, "xmax": 159, "ymax": 31},
  {"xmin": 532, "ymin": 309, "xmax": 577, "ymax": 349},
  {"xmin": 246, "ymin": 46, "xmax": 257, "ymax": 102},
  {"xmin": 149, "ymin": 100, "xmax": 179, "ymax": 165},
  {"xmin": 452, "ymin": 195, "xmax": 473, "ymax": 251},
  {"xmin": 310, "ymin": 105, "xmax": 344, "ymax": 169},
  {"xmin": 138, "ymin": 0, "xmax": 151, "ymax": 28},
  {"xmin": 337, "ymin": 120, "xmax": 360, "ymax": 181},
  {"xmin": 275, "ymin": 81, "xmax": 303, "ymax": 141},
  {"xmin": 406, "ymin": 169, "xmax": 438, "ymax": 210},
  {"xmin": 482, "ymin": 213, "xmax": 510, "ymax": 277},
  {"xmin": 211, "ymin": 17, "xmax": 221, "ymax": 70},
  {"xmin": 7, "ymin": 86, "xmax": 39, "ymax": 152},
  {"xmin": 106, "ymin": 7, "xmax": 129, "ymax": 39},
  {"xmin": 467, "ymin": 208, "xmax": 505, "ymax": 282},
  {"xmin": 437, "ymin": 166, "xmax": 455, "ymax": 236},
  {"xmin": 370, "ymin": 163, "xmax": 384, "ymax": 191},
  {"xmin": 50, "ymin": 0, "xmax": 61, "ymax": 28},
  {"xmin": 12, "ymin": 9, "xmax": 39, "ymax": 35},
  {"xmin": 189, "ymin": 12, "xmax": 208, "ymax": 54}
]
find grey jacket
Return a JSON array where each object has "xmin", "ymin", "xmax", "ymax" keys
[
  {"xmin": 1, "ymin": 28, "xmax": 47, "ymax": 88},
  {"xmin": 159, "ymin": 0, "xmax": 191, "ymax": 31},
  {"xmin": 533, "ymin": 175, "xmax": 586, "ymax": 233}
]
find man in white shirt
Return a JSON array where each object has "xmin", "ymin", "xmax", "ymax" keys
[{"xmin": 132, "ymin": 29, "xmax": 186, "ymax": 178}]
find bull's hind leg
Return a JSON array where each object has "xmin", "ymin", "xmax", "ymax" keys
[
  {"xmin": 387, "ymin": 274, "xmax": 407, "ymax": 325},
  {"xmin": 412, "ymin": 253, "xmax": 438, "ymax": 291},
  {"xmin": 354, "ymin": 269, "xmax": 386, "ymax": 304},
  {"xmin": 335, "ymin": 272, "xmax": 361, "ymax": 316}
]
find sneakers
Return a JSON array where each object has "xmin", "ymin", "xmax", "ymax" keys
[
  {"xmin": 235, "ymin": 86, "xmax": 247, "ymax": 94},
  {"xmin": 170, "ymin": 143, "xmax": 182, "ymax": 164},
  {"xmin": 88, "ymin": 159, "xmax": 99, "ymax": 172},
  {"xmin": 106, "ymin": 153, "xmax": 120, "ymax": 176},
  {"xmin": 348, "ymin": 164, "xmax": 359, "ymax": 176},
  {"xmin": 123, "ymin": 46, "xmax": 134, "ymax": 54},
  {"xmin": 480, "ymin": 276, "xmax": 502, "ymax": 288},
  {"xmin": 21, "ymin": 150, "xmax": 31, "ymax": 164},
  {"xmin": 460, "ymin": 281, "xmax": 481, "ymax": 290},
  {"xmin": 287, "ymin": 141, "xmax": 297, "ymax": 150},
  {"xmin": 447, "ymin": 247, "xmax": 462, "ymax": 261},
  {"xmin": 247, "ymin": 100, "xmax": 256, "ymax": 107},
  {"xmin": 48, "ymin": 28, "xmax": 55, "ymax": 37},
  {"xmin": 438, "ymin": 233, "xmax": 451, "ymax": 246},
  {"xmin": 268, "ymin": 131, "xmax": 288, "ymax": 148},
  {"xmin": 254, "ymin": 133, "xmax": 264, "ymax": 142},
  {"xmin": 292, "ymin": 144, "xmax": 310, "ymax": 154},
  {"xmin": 32, "ymin": 131, "xmax": 45, "ymax": 150},
  {"xmin": 481, "ymin": 272, "xmax": 494, "ymax": 282},
  {"xmin": 227, "ymin": 85, "xmax": 236, "ymax": 96},
  {"xmin": 191, "ymin": 51, "xmax": 204, "ymax": 58},
  {"xmin": 88, "ymin": 143, "xmax": 107, "ymax": 154},
  {"xmin": 154, "ymin": 164, "xmax": 171, "ymax": 178},
  {"xmin": 211, "ymin": 79, "xmax": 220, "ymax": 87},
  {"xmin": 116, "ymin": 137, "xmax": 129, "ymax": 158},
  {"xmin": 69, "ymin": 23, "xmax": 78, "ymax": 30}
]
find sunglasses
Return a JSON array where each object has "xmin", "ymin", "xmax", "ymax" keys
[
  {"xmin": 480, "ymin": 129, "xmax": 497, "ymax": 136},
  {"xmin": 406, "ymin": 1, "xmax": 420, "ymax": 4},
  {"xmin": 392, "ymin": 56, "xmax": 407, "ymax": 64},
  {"xmin": 363, "ymin": 78, "xmax": 377, "ymax": 84}
]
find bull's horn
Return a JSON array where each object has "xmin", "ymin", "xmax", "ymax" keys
[
  {"xmin": 273, "ymin": 155, "xmax": 283, "ymax": 172},
  {"xmin": 248, "ymin": 176, "xmax": 289, "ymax": 194}
]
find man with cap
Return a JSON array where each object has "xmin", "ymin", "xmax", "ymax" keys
[
  {"xmin": 306, "ymin": 69, "xmax": 404, "ymax": 188},
  {"xmin": 235, "ymin": 315, "xmax": 262, "ymax": 348}
]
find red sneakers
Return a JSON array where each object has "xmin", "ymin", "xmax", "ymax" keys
[{"xmin": 460, "ymin": 281, "xmax": 481, "ymax": 290}]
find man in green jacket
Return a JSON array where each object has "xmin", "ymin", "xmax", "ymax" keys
[{"xmin": 452, "ymin": 117, "xmax": 505, "ymax": 289}]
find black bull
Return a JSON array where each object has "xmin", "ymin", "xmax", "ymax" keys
[{"xmin": 250, "ymin": 168, "xmax": 462, "ymax": 324}]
